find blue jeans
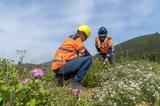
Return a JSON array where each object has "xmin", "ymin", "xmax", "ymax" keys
[
  {"xmin": 56, "ymin": 56, "xmax": 92, "ymax": 82},
  {"xmin": 107, "ymin": 51, "xmax": 115, "ymax": 64}
]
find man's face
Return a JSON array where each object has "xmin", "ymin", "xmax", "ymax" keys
[
  {"xmin": 79, "ymin": 32, "xmax": 87, "ymax": 41},
  {"xmin": 99, "ymin": 35, "xmax": 106, "ymax": 42}
]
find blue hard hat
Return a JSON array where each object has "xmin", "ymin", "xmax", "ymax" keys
[{"xmin": 98, "ymin": 27, "xmax": 108, "ymax": 36}]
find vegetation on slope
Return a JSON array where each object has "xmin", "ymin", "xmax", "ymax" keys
[
  {"xmin": 115, "ymin": 32, "xmax": 160, "ymax": 62},
  {"xmin": 1, "ymin": 58, "xmax": 160, "ymax": 106}
]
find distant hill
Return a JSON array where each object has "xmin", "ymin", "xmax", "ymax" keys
[
  {"xmin": 40, "ymin": 61, "xmax": 51, "ymax": 67},
  {"xmin": 41, "ymin": 32, "xmax": 160, "ymax": 64},
  {"xmin": 115, "ymin": 32, "xmax": 160, "ymax": 62}
]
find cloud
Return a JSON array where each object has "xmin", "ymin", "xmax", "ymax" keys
[
  {"xmin": 0, "ymin": 0, "xmax": 95, "ymax": 63},
  {"xmin": 0, "ymin": 0, "xmax": 159, "ymax": 63},
  {"xmin": 89, "ymin": 0, "xmax": 156, "ymax": 42},
  {"xmin": 132, "ymin": 0, "xmax": 153, "ymax": 16},
  {"xmin": 64, "ymin": 0, "xmax": 94, "ymax": 24}
]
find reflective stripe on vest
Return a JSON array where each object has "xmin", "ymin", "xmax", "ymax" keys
[
  {"xmin": 69, "ymin": 34, "xmax": 79, "ymax": 40},
  {"xmin": 95, "ymin": 37, "xmax": 108, "ymax": 53},
  {"xmin": 96, "ymin": 37, "xmax": 108, "ymax": 48},
  {"xmin": 59, "ymin": 47, "xmax": 77, "ymax": 53},
  {"xmin": 53, "ymin": 46, "xmax": 86, "ymax": 63},
  {"xmin": 52, "ymin": 34, "xmax": 85, "ymax": 70}
]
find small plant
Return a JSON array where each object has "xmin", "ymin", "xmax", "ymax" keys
[
  {"xmin": 90, "ymin": 61, "xmax": 160, "ymax": 106},
  {"xmin": 16, "ymin": 49, "xmax": 27, "ymax": 64},
  {"xmin": 0, "ymin": 60, "xmax": 96, "ymax": 106},
  {"xmin": 1, "ymin": 58, "xmax": 160, "ymax": 105}
]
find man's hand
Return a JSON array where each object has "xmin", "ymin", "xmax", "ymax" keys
[
  {"xmin": 98, "ymin": 52, "xmax": 101, "ymax": 55},
  {"xmin": 79, "ymin": 49, "xmax": 90, "ymax": 56}
]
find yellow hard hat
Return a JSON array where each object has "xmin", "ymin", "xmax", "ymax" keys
[{"xmin": 78, "ymin": 25, "xmax": 91, "ymax": 38}]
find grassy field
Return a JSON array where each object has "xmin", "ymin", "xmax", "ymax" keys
[{"xmin": 0, "ymin": 58, "xmax": 160, "ymax": 106}]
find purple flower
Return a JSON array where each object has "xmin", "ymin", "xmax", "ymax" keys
[
  {"xmin": 20, "ymin": 78, "xmax": 32, "ymax": 84},
  {"xmin": 30, "ymin": 68, "xmax": 44, "ymax": 77},
  {"xmin": 71, "ymin": 88, "xmax": 80, "ymax": 97}
]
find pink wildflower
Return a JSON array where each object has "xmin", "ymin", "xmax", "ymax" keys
[{"xmin": 30, "ymin": 68, "xmax": 44, "ymax": 77}]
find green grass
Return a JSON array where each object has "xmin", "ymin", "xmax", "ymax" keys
[{"xmin": 1, "ymin": 58, "xmax": 160, "ymax": 106}]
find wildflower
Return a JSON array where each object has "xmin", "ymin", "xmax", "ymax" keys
[
  {"xmin": 30, "ymin": 68, "xmax": 44, "ymax": 77},
  {"xmin": 20, "ymin": 78, "xmax": 32, "ymax": 84},
  {"xmin": 71, "ymin": 88, "xmax": 80, "ymax": 97}
]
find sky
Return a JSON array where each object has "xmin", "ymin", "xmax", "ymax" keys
[{"xmin": 0, "ymin": 0, "xmax": 160, "ymax": 63}]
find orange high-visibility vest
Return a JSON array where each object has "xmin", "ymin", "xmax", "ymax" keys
[
  {"xmin": 52, "ymin": 34, "xmax": 86, "ymax": 71},
  {"xmin": 95, "ymin": 36, "xmax": 112, "ymax": 53}
]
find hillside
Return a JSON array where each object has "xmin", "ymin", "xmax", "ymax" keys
[
  {"xmin": 40, "ymin": 61, "xmax": 51, "ymax": 67},
  {"xmin": 115, "ymin": 32, "xmax": 160, "ymax": 61},
  {"xmin": 40, "ymin": 32, "xmax": 160, "ymax": 65}
]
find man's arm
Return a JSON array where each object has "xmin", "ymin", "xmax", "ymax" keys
[
  {"xmin": 95, "ymin": 45, "xmax": 101, "ymax": 53},
  {"xmin": 83, "ymin": 48, "xmax": 91, "ymax": 56}
]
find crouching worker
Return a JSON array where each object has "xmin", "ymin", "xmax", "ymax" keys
[
  {"xmin": 95, "ymin": 27, "xmax": 115, "ymax": 64},
  {"xmin": 51, "ymin": 25, "xmax": 92, "ymax": 89}
]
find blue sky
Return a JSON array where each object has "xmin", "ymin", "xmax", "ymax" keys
[{"xmin": 0, "ymin": 0, "xmax": 159, "ymax": 63}]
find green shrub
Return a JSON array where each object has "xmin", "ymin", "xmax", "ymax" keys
[{"xmin": 0, "ymin": 60, "xmax": 97, "ymax": 106}]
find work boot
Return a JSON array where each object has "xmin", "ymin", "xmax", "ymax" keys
[
  {"xmin": 104, "ymin": 58, "xmax": 110, "ymax": 65},
  {"xmin": 54, "ymin": 74, "xmax": 64, "ymax": 86},
  {"xmin": 69, "ymin": 80, "xmax": 86, "ymax": 90}
]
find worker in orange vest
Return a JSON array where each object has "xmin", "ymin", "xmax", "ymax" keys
[
  {"xmin": 51, "ymin": 25, "xmax": 92, "ymax": 89},
  {"xmin": 95, "ymin": 27, "xmax": 115, "ymax": 64}
]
